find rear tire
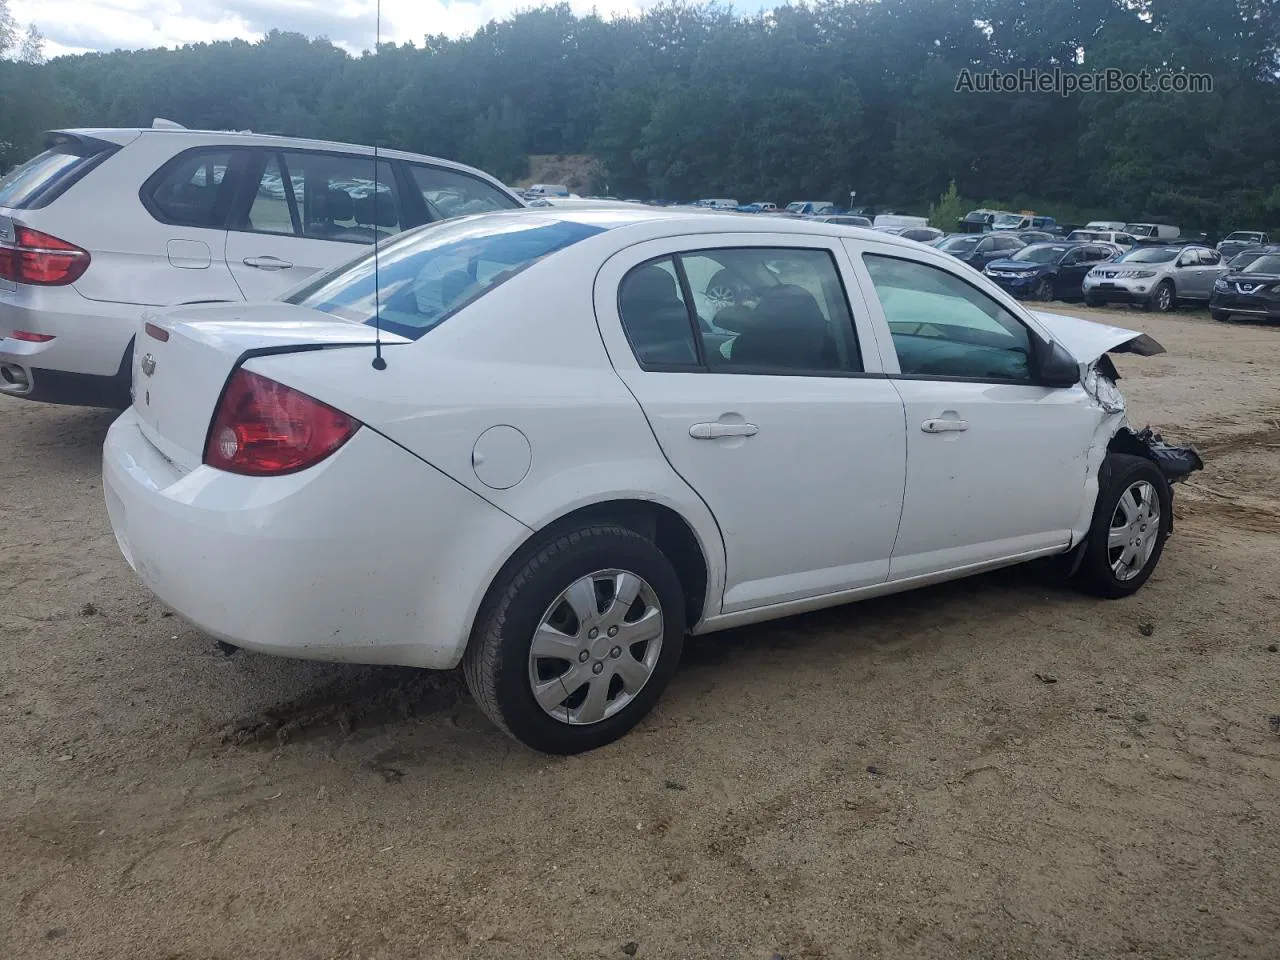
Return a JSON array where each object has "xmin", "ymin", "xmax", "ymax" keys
[
  {"xmin": 1076, "ymin": 454, "xmax": 1172, "ymax": 599},
  {"xmin": 463, "ymin": 523, "xmax": 686, "ymax": 754},
  {"xmin": 1211, "ymin": 309, "xmax": 1231, "ymax": 322},
  {"xmin": 1035, "ymin": 277, "xmax": 1053, "ymax": 302},
  {"xmin": 1084, "ymin": 294, "xmax": 1104, "ymax": 308}
]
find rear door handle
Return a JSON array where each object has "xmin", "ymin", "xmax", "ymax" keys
[
  {"xmin": 690, "ymin": 421, "xmax": 759, "ymax": 439},
  {"xmin": 921, "ymin": 418, "xmax": 969, "ymax": 433},
  {"xmin": 242, "ymin": 255, "xmax": 294, "ymax": 271}
]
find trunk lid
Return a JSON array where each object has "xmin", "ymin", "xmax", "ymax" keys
[
  {"xmin": 1030, "ymin": 310, "xmax": 1165, "ymax": 364},
  {"xmin": 131, "ymin": 302, "xmax": 408, "ymax": 471}
]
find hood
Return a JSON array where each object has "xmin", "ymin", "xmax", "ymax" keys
[
  {"xmin": 1030, "ymin": 311, "xmax": 1165, "ymax": 363},
  {"xmin": 1222, "ymin": 272, "xmax": 1280, "ymax": 284},
  {"xmin": 986, "ymin": 258, "xmax": 1044, "ymax": 272}
]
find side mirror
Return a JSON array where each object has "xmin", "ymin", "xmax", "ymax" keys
[{"xmin": 1033, "ymin": 333, "xmax": 1080, "ymax": 388}]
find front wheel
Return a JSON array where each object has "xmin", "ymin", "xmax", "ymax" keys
[
  {"xmin": 1146, "ymin": 280, "xmax": 1175, "ymax": 313},
  {"xmin": 1076, "ymin": 454, "xmax": 1172, "ymax": 599},
  {"xmin": 464, "ymin": 523, "xmax": 686, "ymax": 754},
  {"xmin": 1084, "ymin": 294, "xmax": 1104, "ymax": 308},
  {"xmin": 1211, "ymin": 309, "xmax": 1231, "ymax": 322},
  {"xmin": 1034, "ymin": 277, "xmax": 1054, "ymax": 302}
]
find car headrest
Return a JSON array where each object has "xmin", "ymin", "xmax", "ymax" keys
[
  {"xmin": 353, "ymin": 191, "xmax": 397, "ymax": 227},
  {"xmin": 319, "ymin": 187, "xmax": 354, "ymax": 221},
  {"xmin": 622, "ymin": 264, "xmax": 683, "ymax": 308}
]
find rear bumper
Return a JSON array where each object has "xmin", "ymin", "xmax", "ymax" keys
[
  {"xmin": 0, "ymin": 286, "xmax": 142, "ymax": 404},
  {"xmin": 103, "ymin": 410, "xmax": 531, "ymax": 669}
]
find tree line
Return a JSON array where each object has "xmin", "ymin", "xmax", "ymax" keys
[{"xmin": 1, "ymin": 0, "xmax": 1278, "ymax": 232}]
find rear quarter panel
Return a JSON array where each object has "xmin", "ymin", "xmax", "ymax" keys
[{"xmin": 252, "ymin": 239, "xmax": 728, "ymax": 622}]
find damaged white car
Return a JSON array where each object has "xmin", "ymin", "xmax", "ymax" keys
[{"xmin": 102, "ymin": 210, "xmax": 1202, "ymax": 753}]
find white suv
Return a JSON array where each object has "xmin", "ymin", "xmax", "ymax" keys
[{"xmin": 0, "ymin": 124, "xmax": 523, "ymax": 406}]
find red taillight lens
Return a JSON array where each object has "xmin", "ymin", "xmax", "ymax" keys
[
  {"xmin": 0, "ymin": 224, "xmax": 91, "ymax": 286},
  {"xmin": 10, "ymin": 330, "xmax": 56, "ymax": 342},
  {"xmin": 204, "ymin": 369, "xmax": 360, "ymax": 476}
]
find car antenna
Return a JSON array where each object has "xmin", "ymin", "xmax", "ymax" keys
[{"xmin": 370, "ymin": 0, "xmax": 387, "ymax": 371}]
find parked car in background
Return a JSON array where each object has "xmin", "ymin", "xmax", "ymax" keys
[
  {"xmin": 1210, "ymin": 250, "xmax": 1280, "ymax": 323},
  {"xmin": 1086, "ymin": 220, "xmax": 1127, "ymax": 232},
  {"xmin": 1216, "ymin": 231, "xmax": 1270, "ymax": 261},
  {"xmin": 935, "ymin": 231, "xmax": 1026, "ymax": 269},
  {"xmin": 1012, "ymin": 229, "xmax": 1058, "ymax": 244},
  {"xmin": 103, "ymin": 206, "xmax": 1198, "ymax": 754},
  {"xmin": 1083, "ymin": 244, "xmax": 1226, "ymax": 311},
  {"xmin": 958, "ymin": 208, "xmax": 1008, "ymax": 233},
  {"xmin": 1124, "ymin": 223, "xmax": 1180, "ymax": 242},
  {"xmin": 983, "ymin": 241, "xmax": 1118, "ymax": 301},
  {"xmin": 694, "ymin": 198, "xmax": 739, "ymax": 210},
  {"xmin": 874, "ymin": 214, "xmax": 929, "ymax": 231},
  {"xmin": 0, "ymin": 123, "xmax": 523, "ymax": 407},
  {"xmin": 1067, "ymin": 229, "xmax": 1138, "ymax": 250},
  {"xmin": 991, "ymin": 212, "xmax": 1057, "ymax": 232},
  {"xmin": 785, "ymin": 201, "xmax": 835, "ymax": 216},
  {"xmin": 896, "ymin": 226, "xmax": 944, "ymax": 243},
  {"xmin": 1225, "ymin": 244, "xmax": 1280, "ymax": 270},
  {"xmin": 807, "ymin": 214, "xmax": 873, "ymax": 228},
  {"xmin": 524, "ymin": 184, "xmax": 571, "ymax": 199},
  {"xmin": 735, "ymin": 202, "xmax": 777, "ymax": 213}
]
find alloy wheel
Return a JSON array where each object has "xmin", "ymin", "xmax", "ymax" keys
[
  {"xmin": 1107, "ymin": 480, "xmax": 1161, "ymax": 581},
  {"xmin": 527, "ymin": 569, "xmax": 665, "ymax": 725}
]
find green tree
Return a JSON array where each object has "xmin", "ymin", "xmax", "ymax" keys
[{"xmin": 929, "ymin": 180, "xmax": 967, "ymax": 231}]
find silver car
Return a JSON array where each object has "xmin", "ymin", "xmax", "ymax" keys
[{"xmin": 1082, "ymin": 244, "xmax": 1228, "ymax": 312}]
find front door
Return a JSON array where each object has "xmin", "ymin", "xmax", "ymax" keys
[
  {"xmin": 594, "ymin": 236, "xmax": 908, "ymax": 612},
  {"xmin": 851, "ymin": 244, "xmax": 1101, "ymax": 579}
]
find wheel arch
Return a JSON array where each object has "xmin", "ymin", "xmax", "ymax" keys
[{"xmin": 475, "ymin": 498, "xmax": 720, "ymax": 639}]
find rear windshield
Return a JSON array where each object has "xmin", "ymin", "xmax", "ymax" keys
[
  {"xmin": 0, "ymin": 138, "xmax": 115, "ymax": 210},
  {"xmin": 287, "ymin": 215, "xmax": 604, "ymax": 340}
]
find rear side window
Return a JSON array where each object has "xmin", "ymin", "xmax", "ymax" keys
[
  {"xmin": 407, "ymin": 164, "xmax": 521, "ymax": 221},
  {"xmin": 288, "ymin": 215, "xmax": 604, "ymax": 340},
  {"xmin": 143, "ymin": 149, "xmax": 237, "ymax": 228},
  {"xmin": 0, "ymin": 138, "xmax": 117, "ymax": 210}
]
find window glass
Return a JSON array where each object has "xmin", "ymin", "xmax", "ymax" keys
[
  {"xmin": 246, "ymin": 155, "xmax": 295, "ymax": 235},
  {"xmin": 676, "ymin": 247, "xmax": 860, "ymax": 373},
  {"xmin": 0, "ymin": 140, "xmax": 115, "ymax": 210},
  {"xmin": 864, "ymin": 254, "xmax": 1032, "ymax": 381},
  {"xmin": 617, "ymin": 258, "xmax": 699, "ymax": 367},
  {"xmin": 1197, "ymin": 249, "xmax": 1221, "ymax": 265},
  {"xmin": 145, "ymin": 149, "xmax": 235, "ymax": 228},
  {"xmin": 407, "ymin": 165, "xmax": 520, "ymax": 221},
  {"xmin": 288, "ymin": 215, "xmax": 602, "ymax": 340},
  {"xmin": 276, "ymin": 151, "xmax": 401, "ymax": 243}
]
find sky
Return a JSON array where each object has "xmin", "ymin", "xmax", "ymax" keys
[{"xmin": 10, "ymin": 0, "xmax": 763, "ymax": 59}]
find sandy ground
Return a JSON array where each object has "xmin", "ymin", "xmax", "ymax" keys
[{"xmin": 1, "ymin": 304, "xmax": 1278, "ymax": 960}]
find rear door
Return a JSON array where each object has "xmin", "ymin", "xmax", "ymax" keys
[
  {"xmin": 225, "ymin": 149, "xmax": 405, "ymax": 300},
  {"xmin": 1195, "ymin": 248, "xmax": 1227, "ymax": 297},
  {"xmin": 848, "ymin": 242, "xmax": 1101, "ymax": 579},
  {"xmin": 594, "ymin": 234, "xmax": 907, "ymax": 613}
]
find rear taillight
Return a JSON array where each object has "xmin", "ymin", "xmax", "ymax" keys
[
  {"xmin": 0, "ymin": 224, "xmax": 91, "ymax": 286},
  {"xmin": 204, "ymin": 369, "xmax": 360, "ymax": 476}
]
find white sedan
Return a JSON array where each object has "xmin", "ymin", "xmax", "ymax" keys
[{"xmin": 103, "ymin": 209, "xmax": 1201, "ymax": 753}]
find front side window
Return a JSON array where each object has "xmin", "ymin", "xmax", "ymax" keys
[
  {"xmin": 144, "ymin": 149, "xmax": 237, "ymax": 228},
  {"xmin": 1197, "ymin": 249, "xmax": 1221, "ymax": 265},
  {"xmin": 863, "ymin": 254, "xmax": 1032, "ymax": 381},
  {"xmin": 407, "ymin": 165, "xmax": 521, "ymax": 221},
  {"xmin": 288, "ymin": 215, "xmax": 603, "ymax": 340},
  {"xmin": 265, "ymin": 151, "xmax": 402, "ymax": 243},
  {"xmin": 618, "ymin": 247, "xmax": 862, "ymax": 374}
]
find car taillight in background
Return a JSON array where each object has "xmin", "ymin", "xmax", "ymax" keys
[
  {"xmin": 0, "ymin": 224, "xmax": 91, "ymax": 285},
  {"xmin": 204, "ymin": 369, "xmax": 360, "ymax": 476}
]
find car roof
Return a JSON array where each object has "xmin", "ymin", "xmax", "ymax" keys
[
  {"xmin": 457, "ymin": 207, "xmax": 931, "ymax": 250},
  {"xmin": 51, "ymin": 126, "xmax": 508, "ymax": 182}
]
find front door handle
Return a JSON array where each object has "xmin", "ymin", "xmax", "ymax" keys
[
  {"xmin": 921, "ymin": 418, "xmax": 969, "ymax": 433},
  {"xmin": 242, "ymin": 255, "xmax": 294, "ymax": 271},
  {"xmin": 690, "ymin": 421, "xmax": 759, "ymax": 440}
]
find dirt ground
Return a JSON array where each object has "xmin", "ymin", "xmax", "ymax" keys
[{"xmin": 2, "ymin": 304, "xmax": 1278, "ymax": 960}]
